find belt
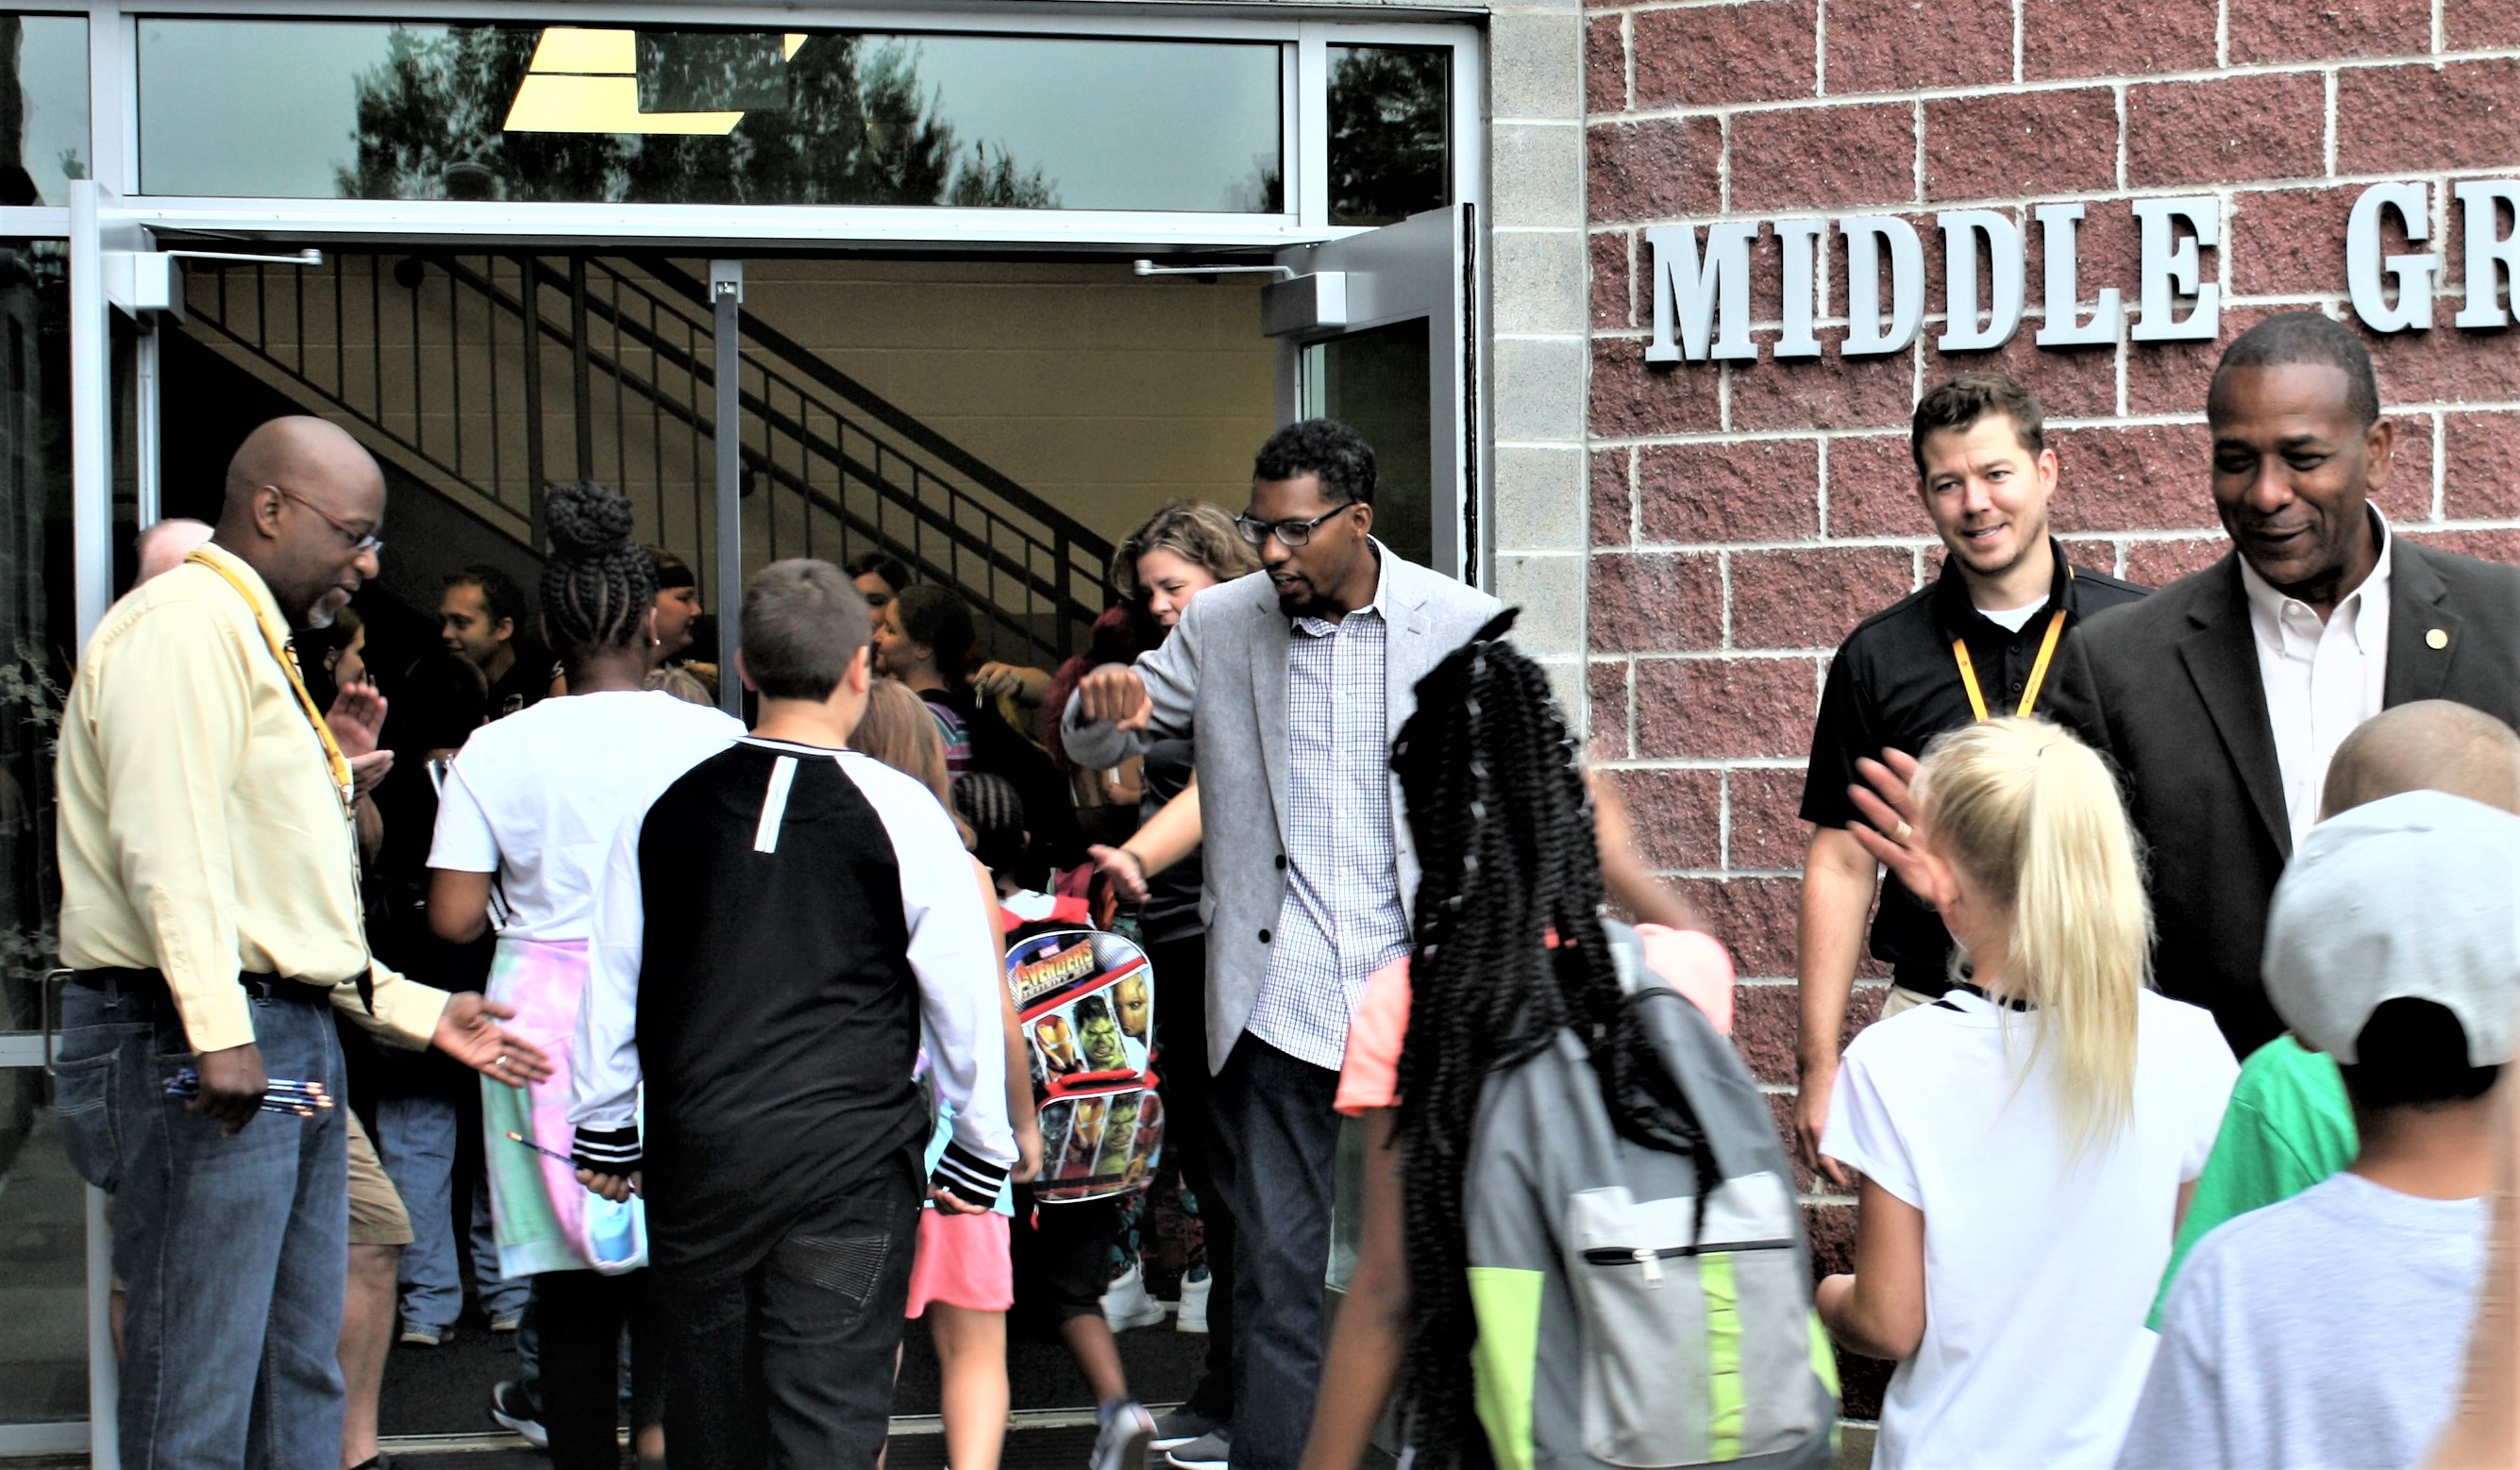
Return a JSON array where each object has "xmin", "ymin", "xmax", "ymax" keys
[{"xmin": 69, "ymin": 967, "xmax": 329, "ymax": 1005}]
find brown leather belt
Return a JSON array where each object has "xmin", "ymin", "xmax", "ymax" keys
[{"xmin": 69, "ymin": 967, "xmax": 328, "ymax": 1005}]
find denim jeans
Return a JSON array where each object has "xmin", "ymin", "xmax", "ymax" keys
[
  {"xmin": 55, "ymin": 979, "xmax": 349, "ymax": 1469},
  {"xmin": 1211, "ymin": 1034, "xmax": 1343, "ymax": 1470},
  {"xmin": 373, "ymin": 1090, "xmax": 463, "ymax": 1335}
]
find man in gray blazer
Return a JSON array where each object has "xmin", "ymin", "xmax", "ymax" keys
[{"xmin": 1065, "ymin": 420, "xmax": 1500, "ymax": 1470}]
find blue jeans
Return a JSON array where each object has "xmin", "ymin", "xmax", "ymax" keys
[
  {"xmin": 373, "ymin": 1091, "xmax": 463, "ymax": 1335},
  {"xmin": 55, "ymin": 979, "xmax": 348, "ymax": 1469}
]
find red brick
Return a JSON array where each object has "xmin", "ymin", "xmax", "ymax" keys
[
  {"xmin": 2230, "ymin": 188, "xmax": 2360, "ymax": 299},
  {"xmin": 2124, "ymin": 535, "xmax": 2231, "ymax": 586},
  {"xmin": 2378, "ymin": 420, "xmax": 2437, "ymax": 526},
  {"xmin": 1824, "ymin": 0, "xmax": 2011, "ymax": 93},
  {"xmin": 1588, "ymin": 117, "xmax": 1724, "ymax": 225},
  {"xmin": 1586, "ymin": 15, "xmax": 1625, "ymax": 116},
  {"xmin": 1637, "ymin": 657, "xmax": 1823, "ymax": 760},
  {"xmin": 1588, "ymin": 659, "xmax": 1633, "ymax": 762},
  {"xmin": 2058, "ymin": 535, "xmax": 2125, "ymax": 578},
  {"xmin": 2229, "ymin": 0, "xmax": 2429, "ymax": 63},
  {"xmin": 1670, "ymin": 872, "xmax": 1802, "ymax": 974},
  {"xmin": 1592, "ymin": 444, "xmax": 1634, "ymax": 545},
  {"xmin": 1739, "ymin": 986, "xmax": 1889, "ymax": 1096},
  {"xmin": 1764, "ymin": 1090, "xmax": 1822, "ymax": 1194},
  {"xmin": 1637, "ymin": 439, "xmax": 1822, "ymax": 544},
  {"xmin": 1592, "ymin": 337, "xmax": 1723, "ymax": 437},
  {"xmin": 1634, "ymin": 0, "xmax": 1818, "ymax": 110},
  {"xmin": 2364, "ymin": 318, "xmax": 2520, "ymax": 407},
  {"xmin": 1591, "ymin": 228, "xmax": 1633, "ymax": 330},
  {"xmin": 2022, "ymin": 0, "xmax": 2218, "ymax": 81},
  {"xmin": 1732, "ymin": 546, "xmax": 1918, "ymax": 650},
  {"xmin": 1604, "ymin": 766, "xmax": 1723, "ymax": 871},
  {"xmin": 1590, "ymin": 551, "xmax": 1724, "ymax": 653},
  {"xmin": 2445, "ymin": 410, "xmax": 2520, "ymax": 521},
  {"xmin": 1841, "ymin": 1340, "xmax": 1894, "ymax": 1421},
  {"xmin": 2049, "ymin": 423, "xmax": 2222, "ymax": 533},
  {"xmin": 1729, "ymin": 103, "xmax": 1916, "ymax": 213},
  {"xmin": 1923, "ymin": 320, "xmax": 2118, "ymax": 421},
  {"xmin": 1729, "ymin": 765, "xmax": 1812, "ymax": 872},
  {"xmin": 2126, "ymin": 75, "xmax": 2327, "ymax": 191},
  {"xmin": 1731, "ymin": 329, "xmax": 1920, "ymax": 433},
  {"xmin": 1925, "ymin": 89, "xmax": 2118, "ymax": 202},
  {"xmin": 2446, "ymin": 0, "xmax": 2515, "ymax": 49},
  {"xmin": 2125, "ymin": 305, "xmax": 2280, "ymax": 419},
  {"xmin": 2339, "ymin": 62, "xmax": 2520, "ymax": 175},
  {"xmin": 1824, "ymin": 433, "xmax": 1927, "ymax": 539},
  {"xmin": 2405, "ymin": 528, "xmax": 2520, "ymax": 563}
]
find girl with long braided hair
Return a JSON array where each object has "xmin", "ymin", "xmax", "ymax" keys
[
  {"xmin": 425, "ymin": 481, "xmax": 743, "ymax": 1470},
  {"xmin": 1298, "ymin": 612, "xmax": 1737, "ymax": 1470}
]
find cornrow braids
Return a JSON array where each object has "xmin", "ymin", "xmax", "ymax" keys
[
  {"xmin": 1385, "ymin": 612, "xmax": 1713, "ymax": 1466},
  {"xmin": 539, "ymin": 480, "xmax": 657, "ymax": 658}
]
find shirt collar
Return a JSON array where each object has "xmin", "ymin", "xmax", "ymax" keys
[
  {"xmin": 1931, "ymin": 536, "xmax": 2077, "ymax": 637},
  {"xmin": 187, "ymin": 540, "xmax": 292, "ymax": 635},
  {"xmin": 2239, "ymin": 508, "xmax": 2394, "ymax": 653},
  {"xmin": 1291, "ymin": 539, "xmax": 1391, "ymax": 635}
]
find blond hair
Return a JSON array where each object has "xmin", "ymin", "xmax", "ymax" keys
[
  {"xmin": 849, "ymin": 678, "xmax": 970, "ymax": 846},
  {"xmin": 1914, "ymin": 717, "xmax": 2152, "ymax": 1149},
  {"xmin": 1110, "ymin": 500, "xmax": 1260, "ymax": 602}
]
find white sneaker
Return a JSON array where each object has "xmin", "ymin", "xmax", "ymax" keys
[
  {"xmin": 1100, "ymin": 1262, "xmax": 1168, "ymax": 1332},
  {"xmin": 1174, "ymin": 1271, "xmax": 1210, "ymax": 1334},
  {"xmin": 1091, "ymin": 1399, "xmax": 1157, "ymax": 1470}
]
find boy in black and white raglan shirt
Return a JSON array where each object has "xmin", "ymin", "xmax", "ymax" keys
[{"xmin": 569, "ymin": 559, "xmax": 1015, "ymax": 1468}]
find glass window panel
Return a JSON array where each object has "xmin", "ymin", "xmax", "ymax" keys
[
  {"xmin": 0, "ymin": 16, "xmax": 90, "ymax": 207},
  {"xmin": 138, "ymin": 21, "xmax": 1284, "ymax": 213},
  {"xmin": 0, "ymin": 240, "xmax": 67, "ymax": 1042},
  {"xmin": 1302, "ymin": 321, "xmax": 1432, "ymax": 569},
  {"xmin": 1327, "ymin": 45, "xmax": 1450, "ymax": 228},
  {"xmin": 0, "ymin": 1071, "xmax": 88, "ymax": 1423}
]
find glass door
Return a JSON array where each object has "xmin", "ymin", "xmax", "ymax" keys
[{"xmin": 1268, "ymin": 202, "xmax": 1478, "ymax": 580}]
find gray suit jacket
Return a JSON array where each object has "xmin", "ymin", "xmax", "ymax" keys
[{"xmin": 1062, "ymin": 544, "xmax": 1503, "ymax": 1072}]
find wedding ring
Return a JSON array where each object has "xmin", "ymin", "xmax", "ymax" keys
[{"xmin": 1893, "ymin": 821, "xmax": 1913, "ymax": 844}]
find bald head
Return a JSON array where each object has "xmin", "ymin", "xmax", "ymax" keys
[
  {"xmin": 215, "ymin": 416, "xmax": 386, "ymax": 630},
  {"xmin": 133, "ymin": 517, "xmax": 212, "ymax": 584},
  {"xmin": 2322, "ymin": 700, "xmax": 2520, "ymax": 820}
]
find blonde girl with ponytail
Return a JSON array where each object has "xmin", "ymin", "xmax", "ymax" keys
[{"xmin": 1813, "ymin": 717, "xmax": 2240, "ymax": 1469}]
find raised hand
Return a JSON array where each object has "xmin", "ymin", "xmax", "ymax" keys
[
  {"xmin": 327, "ymin": 681, "xmax": 389, "ymax": 760},
  {"xmin": 1076, "ymin": 665, "xmax": 1152, "ymax": 731},
  {"xmin": 1847, "ymin": 748, "xmax": 1933, "ymax": 903}
]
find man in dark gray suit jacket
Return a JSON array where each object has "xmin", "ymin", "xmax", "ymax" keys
[
  {"xmin": 2043, "ymin": 313, "xmax": 2520, "ymax": 1055},
  {"xmin": 1064, "ymin": 421, "xmax": 1500, "ymax": 1470}
]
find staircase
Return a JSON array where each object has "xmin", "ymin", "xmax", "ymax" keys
[{"xmin": 176, "ymin": 250, "xmax": 1113, "ymax": 669}]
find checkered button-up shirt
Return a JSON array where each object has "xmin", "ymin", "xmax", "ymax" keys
[{"xmin": 1244, "ymin": 575, "xmax": 1410, "ymax": 1070}]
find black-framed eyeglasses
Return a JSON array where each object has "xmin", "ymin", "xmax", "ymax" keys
[
  {"xmin": 274, "ymin": 485, "xmax": 385, "ymax": 555},
  {"xmin": 1234, "ymin": 503, "xmax": 1354, "ymax": 549}
]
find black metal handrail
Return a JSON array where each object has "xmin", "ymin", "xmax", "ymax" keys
[{"xmin": 180, "ymin": 251, "xmax": 1110, "ymax": 668}]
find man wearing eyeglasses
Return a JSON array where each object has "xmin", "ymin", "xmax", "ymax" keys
[
  {"xmin": 1063, "ymin": 419, "xmax": 1499, "ymax": 1470},
  {"xmin": 53, "ymin": 414, "xmax": 549, "ymax": 1467}
]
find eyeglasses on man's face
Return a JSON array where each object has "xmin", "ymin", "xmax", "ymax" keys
[
  {"xmin": 274, "ymin": 485, "xmax": 385, "ymax": 556},
  {"xmin": 1234, "ymin": 503, "xmax": 1354, "ymax": 549}
]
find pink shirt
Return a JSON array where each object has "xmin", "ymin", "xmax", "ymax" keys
[{"xmin": 1333, "ymin": 926, "xmax": 1736, "ymax": 1116}]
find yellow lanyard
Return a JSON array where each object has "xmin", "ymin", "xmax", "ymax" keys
[
  {"xmin": 1954, "ymin": 607, "xmax": 2069, "ymax": 722},
  {"xmin": 185, "ymin": 550, "xmax": 355, "ymax": 812}
]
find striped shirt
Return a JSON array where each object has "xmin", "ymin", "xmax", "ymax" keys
[{"xmin": 1245, "ymin": 571, "xmax": 1410, "ymax": 1070}]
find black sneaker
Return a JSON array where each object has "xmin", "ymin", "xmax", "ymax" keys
[
  {"xmin": 1151, "ymin": 1408, "xmax": 1226, "ymax": 1452},
  {"xmin": 489, "ymin": 1379, "xmax": 547, "ymax": 1450}
]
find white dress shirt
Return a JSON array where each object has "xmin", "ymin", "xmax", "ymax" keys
[{"xmin": 2239, "ymin": 513, "xmax": 2393, "ymax": 849}]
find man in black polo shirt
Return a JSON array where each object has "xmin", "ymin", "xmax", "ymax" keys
[{"xmin": 1792, "ymin": 372, "xmax": 2145, "ymax": 1184}]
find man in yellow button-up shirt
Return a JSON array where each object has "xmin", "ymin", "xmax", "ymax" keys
[{"xmin": 52, "ymin": 415, "xmax": 548, "ymax": 1467}]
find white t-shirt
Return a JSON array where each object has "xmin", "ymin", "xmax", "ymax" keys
[
  {"xmin": 2117, "ymin": 1171, "xmax": 2485, "ymax": 1470},
  {"xmin": 428, "ymin": 690, "xmax": 743, "ymax": 941},
  {"xmin": 1977, "ymin": 595, "xmax": 2049, "ymax": 633},
  {"xmin": 1820, "ymin": 988, "xmax": 2239, "ymax": 1470}
]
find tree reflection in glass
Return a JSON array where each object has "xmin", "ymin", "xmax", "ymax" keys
[{"xmin": 1327, "ymin": 45, "xmax": 1449, "ymax": 227}]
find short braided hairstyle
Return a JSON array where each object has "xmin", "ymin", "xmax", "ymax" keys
[
  {"xmin": 1386, "ymin": 612, "xmax": 1713, "ymax": 1464},
  {"xmin": 539, "ymin": 480, "xmax": 656, "ymax": 656}
]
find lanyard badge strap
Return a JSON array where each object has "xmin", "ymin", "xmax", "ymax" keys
[
  {"xmin": 1952, "ymin": 606, "xmax": 2070, "ymax": 723},
  {"xmin": 184, "ymin": 550, "xmax": 356, "ymax": 810}
]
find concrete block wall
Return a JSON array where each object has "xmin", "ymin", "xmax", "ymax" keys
[{"xmin": 1578, "ymin": 0, "xmax": 2520, "ymax": 1413}]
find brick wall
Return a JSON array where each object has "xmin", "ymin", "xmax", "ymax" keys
[{"xmin": 1579, "ymin": 0, "xmax": 2520, "ymax": 1415}]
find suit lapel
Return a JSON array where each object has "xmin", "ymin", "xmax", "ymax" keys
[
  {"xmin": 1248, "ymin": 587, "xmax": 1292, "ymax": 848},
  {"xmin": 2178, "ymin": 558, "xmax": 2293, "ymax": 860},
  {"xmin": 2384, "ymin": 543, "xmax": 2460, "ymax": 706}
]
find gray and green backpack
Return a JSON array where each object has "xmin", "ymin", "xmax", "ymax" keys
[{"xmin": 1460, "ymin": 929, "xmax": 1840, "ymax": 1469}]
